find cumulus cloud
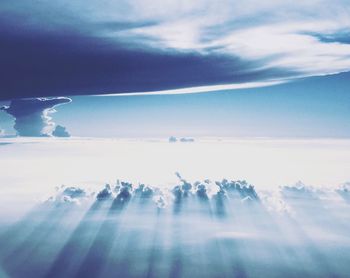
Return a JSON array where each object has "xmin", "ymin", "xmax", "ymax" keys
[
  {"xmin": 336, "ymin": 182, "xmax": 350, "ymax": 203},
  {"xmin": 46, "ymin": 185, "xmax": 89, "ymax": 205},
  {"xmin": 134, "ymin": 184, "xmax": 155, "ymax": 199},
  {"xmin": 52, "ymin": 125, "xmax": 70, "ymax": 137},
  {"xmin": 42, "ymin": 175, "xmax": 350, "ymax": 215},
  {"xmin": 69, "ymin": 174, "xmax": 263, "ymax": 212},
  {"xmin": 216, "ymin": 179, "xmax": 260, "ymax": 201},
  {"xmin": 169, "ymin": 137, "xmax": 195, "ymax": 143},
  {"xmin": 1, "ymin": 98, "xmax": 71, "ymax": 137},
  {"xmin": 281, "ymin": 181, "xmax": 318, "ymax": 199},
  {"xmin": 260, "ymin": 191, "xmax": 294, "ymax": 215},
  {"xmin": 96, "ymin": 184, "xmax": 115, "ymax": 201},
  {"xmin": 180, "ymin": 137, "xmax": 195, "ymax": 143}
]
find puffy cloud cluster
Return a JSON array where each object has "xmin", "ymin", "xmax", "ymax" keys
[
  {"xmin": 52, "ymin": 125, "xmax": 70, "ymax": 137},
  {"xmin": 46, "ymin": 185, "xmax": 89, "ymax": 205},
  {"xmin": 1, "ymin": 98, "xmax": 72, "ymax": 137},
  {"xmin": 44, "ymin": 176, "xmax": 350, "ymax": 217},
  {"xmin": 168, "ymin": 137, "xmax": 195, "ymax": 143},
  {"xmin": 260, "ymin": 191, "xmax": 294, "ymax": 215},
  {"xmin": 94, "ymin": 174, "xmax": 261, "ymax": 210},
  {"xmin": 180, "ymin": 137, "xmax": 195, "ymax": 143},
  {"xmin": 280, "ymin": 181, "xmax": 318, "ymax": 199},
  {"xmin": 215, "ymin": 179, "xmax": 260, "ymax": 201},
  {"xmin": 45, "ymin": 174, "xmax": 263, "ymax": 212},
  {"xmin": 96, "ymin": 184, "xmax": 115, "ymax": 201},
  {"xmin": 336, "ymin": 182, "xmax": 350, "ymax": 203}
]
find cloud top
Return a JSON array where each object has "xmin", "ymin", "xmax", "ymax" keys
[{"xmin": 1, "ymin": 97, "xmax": 71, "ymax": 136}]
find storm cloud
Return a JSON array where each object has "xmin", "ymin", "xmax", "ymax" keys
[
  {"xmin": 1, "ymin": 1, "xmax": 350, "ymax": 100},
  {"xmin": 1, "ymin": 97, "xmax": 71, "ymax": 136}
]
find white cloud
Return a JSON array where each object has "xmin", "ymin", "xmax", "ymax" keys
[
  {"xmin": 121, "ymin": 0, "xmax": 350, "ymax": 78},
  {"xmin": 97, "ymin": 80, "xmax": 284, "ymax": 96}
]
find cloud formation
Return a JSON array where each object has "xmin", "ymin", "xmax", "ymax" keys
[
  {"xmin": 336, "ymin": 182, "xmax": 350, "ymax": 203},
  {"xmin": 1, "ymin": 1, "xmax": 349, "ymax": 99},
  {"xmin": 1, "ymin": 98, "xmax": 71, "ymax": 136},
  {"xmin": 96, "ymin": 184, "xmax": 115, "ymax": 201},
  {"xmin": 281, "ymin": 181, "xmax": 318, "ymax": 199},
  {"xmin": 52, "ymin": 125, "xmax": 70, "ymax": 137},
  {"xmin": 46, "ymin": 185, "xmax": 89, "ymax": 205}
]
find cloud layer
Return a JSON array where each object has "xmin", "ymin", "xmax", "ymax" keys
[{"xmin": 0, "ymin": 1, "xmax": 349, "ymax": 99}]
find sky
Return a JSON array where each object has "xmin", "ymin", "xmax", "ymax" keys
[
  {"xmin": 2, "ymin": 72, "xmax": 350, "ymax": 138},
  {"xmin": 0, "ymin": 0, "xmax": 350, "ymax": 137}
]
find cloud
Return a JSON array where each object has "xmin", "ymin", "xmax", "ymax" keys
[
  {"xmin": 217, "ymin": 179, "xmax": 260, "ymax": 201},
  {"xmin": 52, "ymin": 125, "xmax": 70, "ymax": 137},
  {"xmin": 111, "ymin": 182, "xmax": 133, "ymax": 210},
  {"xmin": 134, "ymin": 184, "xmax": 155, "ymax": 199},
  {"xmin": 153, "ymin": 195, "xmax": 167, "ymax": 208},
  {"xmin": 1, "ymin": 98, "xmax": 72, "ymax": 136},
  {"xmin": 306, "ymin": 30, "xmax": 350, "ymax": 44},
  {"xmin": 41, "ymin": 175, "xmax": 350, "ymax": 214},
  {"xmin": 180, "ymin": 137, "xmax": 195, "ymax": 143},
  {"xmin": 96, "ymin": 184, "xmax": 115, "ymax": 201},
  {"xmin": 46, "ymin": 185, "xmax": 89, "ymax": 205},
  {"xmin": 336, "ymin": 182, "xmax": 350, "ymax": 203},
  {"xmin": 280, "ymin": 181, "xmax": 318, "ymax": 199},
  {"xmin": 260, "ymin": 191, "xmax": 294, "ymax": 215},
  {"xmin": 1, "ymin": 1, "xmax": 349, "ymax": 99}
]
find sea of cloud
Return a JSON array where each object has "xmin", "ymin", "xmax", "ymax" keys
[{"xmin": 0, "ymin": 137, "xmax": 350, "ymax": 277}]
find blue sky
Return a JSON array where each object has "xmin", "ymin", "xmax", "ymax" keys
[
  {"xmin": 0, "ymin": 1, "xmax": 350, "ymax": 137},
  {"xmin": 55, "ymin": 72, "xmax": 350, "ymax": 138},
  {"xmin": 2, "ymin": 71, "xmax": 348, "ymax": 138}
]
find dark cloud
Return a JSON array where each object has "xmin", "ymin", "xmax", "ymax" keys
[
  {"xmin": 0, "ymin": 14, "xmax": 296, "ymax": 101},
  {"xmin": 134, "ymin": 184, "xmax": 154, "ymax": 199},
  {"xmin": 195, "ymin": 183, "xmax": 209, "ymax": 201},
  {"xmin": 306, "ymin": 30, "xmax": 350, "ymax": 44},
  {"xmin": 111, "ymin": 182, "xmax": 133, "ymax": 210},
  {"xmin": 1, "ymin": 97, "xmax": 71, "ymax": 136},
  {"xmin": 52, "ymin": 125, "xmax": 70, "ymax": 137},
  {"xmin": 96, "ymin": 184, "xmax": 114, "ymax": 201}
]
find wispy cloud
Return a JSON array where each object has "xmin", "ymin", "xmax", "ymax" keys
[{"xmin": 96, "ymin": 80, "xmax": 284, "ymax": 96}]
